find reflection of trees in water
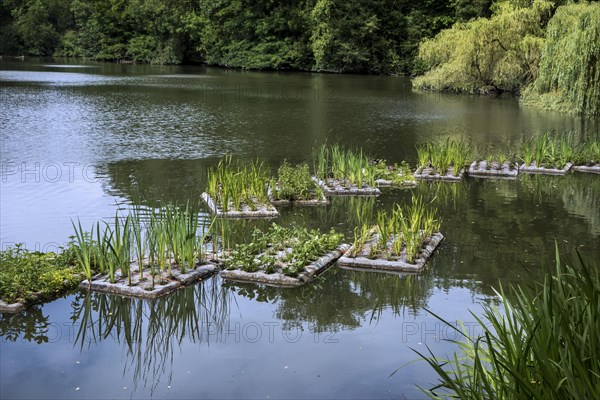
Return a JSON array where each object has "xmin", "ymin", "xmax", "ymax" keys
[
  {"xmin": 224, "ymin": 268, "xmax": 434, "ymax": 333},
  {"xmin": 428, "ymin": 174, "xmax": 600, "ymax": 293},
  {"xmin": 313, "ymin": 196, "xmax": 377, "ymax": 237},
  {"xmin": 0, "ymin": 305, "xmax": 51, "ymax": 344},
  {"xmin": 95, "ymin": 160, "xmax": 210, "ymax": 208},
  {"xmin": 518, "ymin": 174, "xmax": 600, "ymax": 236},
  {"xmin": 348, "ymin": 270, "xmax": 434, "ymax": 321},
  {"xmin": 414, "ymin": 180, "xmax": 471, "ymax": 211},
  {"xmin": 71, "ymin": 278, "xmax": 232, "ymax": 393}
]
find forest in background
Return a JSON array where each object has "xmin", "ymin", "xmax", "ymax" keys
[
  {"xmin": 0, "ymin": 0, "xmax": 493, "ymax": 74},
  {"xmin": 1, "ymin": 0, "xmax": 598, "ymax": 116}
]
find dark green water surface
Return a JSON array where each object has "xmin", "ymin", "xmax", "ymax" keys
[{"xmin": 1, "ymin": 59, "xmax": 599, "ymax": 399}]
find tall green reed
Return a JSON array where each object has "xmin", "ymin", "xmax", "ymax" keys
[
  {"xmin": 416, "ymin": 138, "xmax": 471, "ymax": 176},
  {"xmin": 411, "ymin": 246, "xmax": 599, "ymax": 400},
  {"xmin": 350, "ymin": 195, "xmax": 441, "ymax": 263},
  {"xmin": 206, "ymin": 156, "xmax": 271, "ymax": 211},
  {"xmin": 313, "ymin": 144, "xmax": 376, "ymax": 188},
  {"xmin": 71, "ymin": 219, "xmax": 94, "ymax": 285},
  {"xmin": 521, "ymin": 131, "xmax": 580, "ymax": 168}
]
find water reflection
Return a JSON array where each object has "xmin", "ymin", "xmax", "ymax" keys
[
  {"xmin": 224, "ymin": 267, "xmax": 435, "ymax": 333},
  {"xmin": 96, "ymin": 160, "xmax": 211, "ymax": 208},
  {"xmin": 0, "ymin": 306, "xmax": 51, "ymax": 344},
  {"xmin": 414, "ymin": 180, "xmax": 471, "ymax": 211},
  {"xmin": 70, "ymin": 278, "xmax": 232, "ymax": 393},
  {"xmin": 519, "ymin": 174, "xmax": 600, "ymax": 235}
]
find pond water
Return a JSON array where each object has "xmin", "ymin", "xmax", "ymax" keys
[{"xmin": 1, "ymin": 58, "xmax": 599, "ymax": 399}]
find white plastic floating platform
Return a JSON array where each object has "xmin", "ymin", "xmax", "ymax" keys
[
  {"xmin": 414, "ymin": 167, "xmax": 465, "ymax": 182},
  {"xmin": 468, "ymin": 160, "xmax": 518, "ymax": 179},
  {"xmin": 202, "ymin": 192, "xmax": 279, "ymax": 218},
  {"xmin": 572, "ymin": 164, "xmax": 600, "ymax": 174},
  {"xmin": 79, "ymin": 263, "xmax": 218, "ymax": 299},
  {"xmin": 312, "ymin": 177, "xmax": 381, "ymax": 196},
  {"xmin": 519, "ymin": 162, "xmax": 573, "ymax": 175},
  {"xmin": 338, "ymin": 232, "xmax": 444, "ymax": 272}
]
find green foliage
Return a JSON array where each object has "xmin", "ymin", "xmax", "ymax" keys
[
  {"xmin": 1, "ymin": 0, "xmax": 472, "ymax": 73},
  {"xmin": 414, "ymin": 246, "xmax": 600, "ymax": 399},
  {"xmin": 519, "ymin": 131, "xmax": 597, "ymax": 168},
  {"xmin": 272, "ymin": 161, "xmax": 323, "ymax": 201},
  {"xmin": 206, "ymin": 155, "xmax": 272, "ymax": 212},
  {"xmin": 11, "ymin": 0, "xmax": 60, "ymax": 56},
  {"xmin": 313, "ymin": 144, "xmax": 377, "ymax": 188},
  {"xmin": 224, "ymin": 224, "xmax": 343, "ymax": 277},
  {"xmin": 575, "ymin": 138, "xmax": 600, "ymax": 165},
  {"xmin": 70, "ymin": 204, "xmax": 212, "ymax": 288},
  {"xmin": 310, "ymin": 0, "xmax": 408, "ymax": 73},
  {"xmin": 522, "ymin": 2, "xmax": 600, "ymax": 117},
  {"xmin": 416, "ymin": 138, "xmax": 471, "ymax": 176},
  {"xmin": 71, "ymin": 218, "xmax": 95, "ymax": 283},
  {"xmin": 373, "ymin": 160, "xmax": 416, "ymax": 185},
  {"xmin": 0, "ymin": 244, "xmax": 79, "ymax": 304},
  {"xmin": 53, "ymin": 30, "xmax": 83, "ymax": 57},
  {"xmin": 413, "ymin": 0, "xmax": 552, "ymax": 93},
  {"xmin": 197, "ymin": 0, "xmax": 315, "ymax": 70},
  {"xmin": 352, "ymin": 195, "xmax": 441, "ymax": 263},
  {"xmin": 452, "ymin": 0, "xmax": 493, "ymax": 22}
]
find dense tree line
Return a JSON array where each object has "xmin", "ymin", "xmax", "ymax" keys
[
  {"xmin": 413, "ymin": 0, "xmax": 599, "ymax": 116},
  {"xmin": 0, "ymin": 0, "xmax": 493, "ymax": 74},
  {"xmin": 522, "ymin": 2, "xmax": 600, "ymax": 116}
]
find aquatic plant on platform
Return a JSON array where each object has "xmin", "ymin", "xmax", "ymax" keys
[
  {"xmin": 338, "ymin": 196, "xmax": 443, "ymax": 272},
  {"xmin": 75, "ymin": 205, "xmax": 218, "ymax": 299},
  {"xmin": 372, "ymin": 160, "xmax": 417, "ymax": 187},
  {"xmin": 202, "ymin": 155, "xmax": 278, "ymax": 218},
  {"xmin": 414, "ymin": 139, "xmax": 470, "ymax": 181},
  {"xmin": 0, "ymin": 244, "xmax": 80, "ymax": 313},
  {"xmin": 573, "ymin": 139, "xmax": 600, "ymax": 174},
  {"xmin": 469, "ymin": 151, "xmax": 519, "ymax": 179},
  {"xmin": 312, "ymin": 144, "xmax": 380, "ymax": 195},
  {"xmin": 519, "ymin": 132, "xmax": 574, "ymax": 175},
  {"xmin": 268, "ymin": 161, "xmax": 329, "ymax": 205},
  {"xmin": 220, "ymin": 224, "xmax": 348, "ymax": 287}
]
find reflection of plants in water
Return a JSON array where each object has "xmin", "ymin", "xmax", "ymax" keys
[
  {"xmin": 0, "ymin": 305, "xmax": 51, "ymax": 343},
  {"xmin": 99, "ymin": 160, "xmax": 208, "ymax": 208},
  {"xmin": 415, "ymin": 180, "xmax": 470, "ymax": 211},
  {"xmin": 347, "ymin": 270, "xmax": 434, "ymax": 321},
  {"xmin": 519, "ymin": 174, "xmax": 600, "ymax": 236},
  {"xmin": 71, "ymin": 278, "xmax": 232, "ymax": 393},
  {"xmin": 222, "ymin": 281, "xmax": 281, "ymax": 304},
  {"xmin": 210, "ymin": 218, "xmax": 273, "ymax": 253},
  {"xmin": 225, "ymin": 267, "xmax": 434, "ymax": 333},
  {"xmin": 315, "ymin": 196, "xmax": 377, "ymax": 235}
]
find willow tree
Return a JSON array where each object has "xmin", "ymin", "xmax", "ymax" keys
[
  {"xmin": 412, "ymin": 0, "xmax": 553, "ymax": 93},
  {"xmin": 522, "ymin": 2, "xmax": 600, "ymax": 117}
]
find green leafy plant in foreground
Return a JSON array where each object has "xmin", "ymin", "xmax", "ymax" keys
[
  {"xmin": 224, "ymin": 224, "xmax": 343, "ymax": 277},
  {"xmin": 71, "ymin": 219, "xmax": 95, "ymax": 284},
  {"xmin": 411, "ymin": 246, "xmax": 599, "ymax": 399},
  {"xmin": 0, "ymin": 244, "xmax": 80, "ymax": 304}
]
